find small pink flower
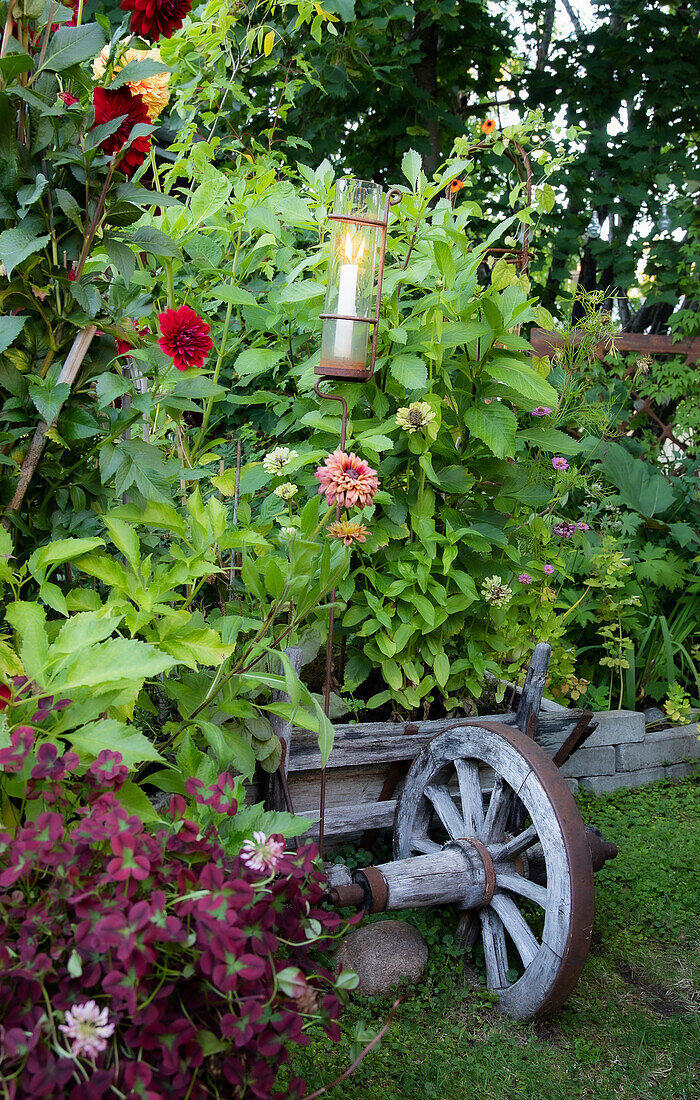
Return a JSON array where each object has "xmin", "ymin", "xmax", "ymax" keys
[
  {"xmin": 518, "ymin": 574, "xmax": 532, "ymax": 584},
  {"xmin": 576, "ymin": 521, "xmax": 590, "ymax": 530},
  {"xmin": 59, "ymin": 1001, "xmax": 114, "ymax": 1059},
  {"xmin": 531, "ymin": 406, "xmax": 552, "ymax": 416},
  {"xmin": 552, "ymin": 456, "xmax": 569, "ymax": 470},
  {"xmin": 240, "ymin": 831, "xmax": 285, "ymax": 875},
  {"xmin": 314, "ymin": 450, "xmax": 379, "ymax": 509},
  {"xmin": 543, "ymin": 564, "xmax": 555, "ymax": 575}
]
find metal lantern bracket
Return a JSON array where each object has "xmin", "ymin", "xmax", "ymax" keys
[{"xmin": 318, "ymin": 186, "xmax": 403, "ymax": 386}]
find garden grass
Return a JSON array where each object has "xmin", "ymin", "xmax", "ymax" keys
[{"xmin": 294, "ymin": 776, "xmax": 700, "ymax": 1099}]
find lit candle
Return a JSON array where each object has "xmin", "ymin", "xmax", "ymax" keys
[{"xmin": 334, "ymin": 231, "xmax": 365, "ymax": 360}]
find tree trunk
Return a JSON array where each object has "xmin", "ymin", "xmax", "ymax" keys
[{"xmin": 412, "ymin": 14, "xmax": 440, "ymax": 176}]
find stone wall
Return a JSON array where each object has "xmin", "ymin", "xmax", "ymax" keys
[{"xmin": 554, "ymin": 709, "xmax": 700, "ymax": 795}]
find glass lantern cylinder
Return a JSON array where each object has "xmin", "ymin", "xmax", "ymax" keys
[{"xmin": 318, "ymin": 178, "xmax": 384, "ymax": 381}]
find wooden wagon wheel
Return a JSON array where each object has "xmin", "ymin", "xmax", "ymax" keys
[{"xmin": 393, "ymin": 720, "xmax": 595, "ymax": 1019}]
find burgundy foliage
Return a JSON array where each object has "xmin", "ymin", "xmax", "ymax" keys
[{"xmin": 0, "ymin": 732, "xmax": 342, "ymax": 1099}]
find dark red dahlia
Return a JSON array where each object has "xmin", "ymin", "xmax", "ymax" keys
[
  {"xmin": 58, "ymin": 92, "xmax": 79, "ymax": 107},
  {"xmin": 0, "ymin": 683, "xmax": 11, "ymax": 710},
  {"xmin": 158, "ymin": 306, "xmax": 213, "ymax": 371},
  {"xmin": 91, "ymin": 87, "xmax": 151, "ymax": 179},
  {"xmin": 121, "ymin": 0, "xmax": 193, "ymax": 42}
]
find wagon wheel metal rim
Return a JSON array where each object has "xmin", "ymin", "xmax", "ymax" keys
[{"xmin": 393, "ymin": 720, "xmax": 595, "ymax": 1019}]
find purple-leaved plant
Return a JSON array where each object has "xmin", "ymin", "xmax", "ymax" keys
[{"xmin": 0, "ymin": 731, "xmax": 346, "ymax": 1099}]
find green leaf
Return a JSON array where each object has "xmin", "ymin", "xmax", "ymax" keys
[
  {"xmin": 389, "ymin": 354, "xmax": 427, "ymax": 391},
  {"xmin": 95, "ymin": 371, "xmax": 132, "ymax": 408},
  {"xmin": 401, "ymin": 148, "xmax": 423, "ymax": 190},
  {"xmin": 28, "ymin": 537, "xmax": 104, "ymax": 581},
  {"xmin": 233, "ymin": 348, "xmax": 285, "ymax": 380},
  {"xmin": 103, "ymin": 516, "xmax": 140, "ymax": 567},
  {"xmin": 102, "ymin": 235, "xmax": 136, "ymax": 283},
  {"xmin": 0, "ymin": 225, "xmax": 50, "ymax": 279},
  {"xmin": 0, "ymin": 315, "xmax": 27, "ymax": 354},
  {"xmin": 210, "ymin": 285, "xmax": 257, "ymax": 307},
  {"xmin": 40, "ymin": 24, "xmax": 104, "ymax": 73},
  {"xmin": 110, "ymin": 500, "xmax": 187, "ymax": 538},
  {"xmin": 441, "ymin": 320, "xmax": 491, "ymax": 346},
  {"xmin": 5, "ymin": 601, "xmax": 48, "ymax": 680},
  {"xmin": 434, "ymin": 652, "xmax": 449, "ymax": 688},
  {"xmin": 132, "ymin": 226, "xmax": 182, "ymax": 259},
  {"xmin": 516, "ymin": 428, "xmax": 583, "ymax": 455},
  {"xmin": 67, "ymin": 720, "xmax": 164, "ymax": 768},
  {"xmin": 54, "ymin": 638, "xmax": 175, "ymax": 692},
  {"xmin": 28, "ymin": 381, "xmax": 70, "ymax": 425},
  {"xmin": 190, "ymin": 164, "xmax": 233, "ymax": 223},
  {"xmin": 108, "ymin": 59, "xmax": 170, "ymax": 90},
  {"xmin": 0, "ymin": 44, "xmax": 34, "ymax": 84},
  {"xmin": 463, "ymin": 403, "xmax": 517, "ymax": 459},
  {"xmin": 115, "ymin": 780, "xmax": 163, "ymax": 821},
  {"xmin": 483, "ymin": 356, "xmax": 558, "ymax": 407},
  {"xmin": 52, "ymin": 612, "xmax": 124, "ymax": 657},
  {"xmin": 598, "ymin": 441, "xmax": 676, "ymax": 517}
]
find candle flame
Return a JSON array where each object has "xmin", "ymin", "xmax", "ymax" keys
[{"xmin": 342, "ymin": 230, "xmax": 365, "ymax": 265}]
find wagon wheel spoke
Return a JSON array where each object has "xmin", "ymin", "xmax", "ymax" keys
[
  {"xmin": 424, "ymin": 783, "xmax": 465, "ymax": 839},
  {"xmin": 480, "ymin": 908, "xmax": 510, "ymax": 989},
  {"xmin": 455, "ymin": 758, "xmax": 484, "ymax": 835},
  {"xmin": 495, "ymin": 872, "xmax": 548, "ymax": 908},
  {"xmin": 410, "ymin": 836, "xmax": 441, "ymax": 855},
  {"xmin": 481, "ymin": 775, "xmax": 514, "ymax": 844},
  {"xmin": 489, "ymin": 893, "xmax": 540, "ymax": 967},
  {"xmin": 498, "ymin": 824, "xmax": 538, "ymax": 862}
]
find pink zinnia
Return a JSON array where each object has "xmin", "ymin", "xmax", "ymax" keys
[
  {"xmin": 518, "ymin": 574, "xmax": 532, "ymax": 584},
  {"xmin": 314, "ymin": 450, "xmax": 379, "ymax": 509},
  {"xmin": 543, "ymin": 564, "xmax": 555, "ymax": 575},
  {"xmin": 552, "ymin": 456, "xmax": 569, "ymax": 470},
  {"xmin": 59, "ymin": 1001, "xmax": 115, "ymax": 1059},
  {"xmin": 576, "ymin": 521, "xmax": 590, "ymax": 531},
  {"xmin": 531, "ymin": 406, "xmax": 552, "ymax": 417},
  {"xmin": 240, "ymin": 831, "xmax": 285, "ymax": 875},
  {"xmin": 158, "ymin": 306, "xmax": 213, "ymax": 371}
]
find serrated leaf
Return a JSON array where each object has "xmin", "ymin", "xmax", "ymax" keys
[
  {"xmin": 40, "ymin": 24, "xmax": 104, "ymax": 74},
  {"xmin": 67, "ymin": 720, "xmax": 164, "ymax": 768},
  {"xmin": 483, "ymin": 356, "xmax": 558, "ymax": 407},
  {"xmin": 463, "ymin": 403, "xmax": 517, "ymax": 459},
  {"xmin": 389, "ymin": 354, "xmax": 427, "ymax": 391},
  {"xmin": 516, "ymin": 428, "xmax": 583, "ymax": 455},
  {"xmin": 5, "ymin": 600, "xmax": 49, "ymax": 680},
  {"xmin": 0, "ymin": 315, "xmax": 27, "ymax": 354},
  {"xmin": 0, "ymin": 225, "xmax": 50, "ymax": 278},
  {"xmin": 108, "ymin": 59, "xmax": 170, "ymax": 90}
]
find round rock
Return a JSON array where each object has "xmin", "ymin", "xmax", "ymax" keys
[{"xmin": 336, "ymin": 919, "xmax": 428, "ymax": 997}]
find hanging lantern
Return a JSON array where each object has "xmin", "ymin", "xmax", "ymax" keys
[
  {"xmin": 657, "ymin": 203, "xmax": 671, "ymax": 233},
  {"xmin": 318, "ymin": 179, "xmax": 402, "ymax": 382},
  {"xmin": 585, "ymin": 210, "xmax": 601, "ymax": 240}
]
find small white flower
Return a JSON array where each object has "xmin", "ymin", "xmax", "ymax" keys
[
  {"xmin": 481, "ymin": 575, "xmax": 513, "ymax": 608},
  {"xmin": 263, "ymin": 447, "xmax": 299, "ymax": 475},
  {"xmin": 273, "ymin": 482, "xmax": 298, "ymax": 501},
  {"xmin": 240, "ymin": 831, "xmax": 285, "ymax": 874},
  {"xmin": 59, "ymin": 1001, "xmax": 115, "ymax": 1060},
  {"xmin": 279, "ymin": 526, "xmax": 297, "ymax": 538}
]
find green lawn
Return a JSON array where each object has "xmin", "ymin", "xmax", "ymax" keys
[{"xmin": 294, "ymin": 776, "xmax": 700, "ymax": 1099}]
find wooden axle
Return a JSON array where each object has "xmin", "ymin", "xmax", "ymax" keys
[{"xmin": 351, "ymin": 839, "xmax": 495, "ymax": 915}]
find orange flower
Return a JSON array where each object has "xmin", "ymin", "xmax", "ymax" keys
[
  {"xmin": 93, "ymin": 44, "xmax": 170, "ymax": 122},
  {"xmin": 482, "ymin": 118, "xmax": 496, "ymax": 135},
  {"xmin": 449, "ymin": 179, "xmax": 465, "ymax": 195},
  {"xmin": 327, "ymin": 520, "xmax": 369, "ymax": 547}
]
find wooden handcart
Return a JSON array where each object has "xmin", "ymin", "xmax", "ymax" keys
[{"xmin": 264, "ymin": 642, "xmax": 617, "ymax": 1020}]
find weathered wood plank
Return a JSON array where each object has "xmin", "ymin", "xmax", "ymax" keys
[
  {"xmin": 287, "ymin": 710, "xmax": 593, "ymax": 772},
  {"xmin": 424, "ymin": 783, "xmax": 466, "ymax": 839},
  {"xmin": 480, "ymin": 908, "xmax": 510, "ymax": 989},
  {"xmin": 295, "ymin": 799, "xmax": 397, "ymax": 838},
  {"xmin": 515, "ymin": 642, "xmax": 551, "ymax": 735}
]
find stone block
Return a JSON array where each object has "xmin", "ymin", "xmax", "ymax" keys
[
  {"xmin": 666, "ymin": 761, "xmax": 700, "ymax": 782},
  {"xmin": 617, "ymin": 728, "xmax": 700, "ymax": 772},
  {"xmin": 565, "ymin": 777, "xmax": 579, "ymax": 795},
  {"xmin": 586, "ymin": 710, "xmax": 645, "ymax": 748},
  {"xmin": 579, "ymin": 767, "xmax": 665, "ymax": 796},
  {"xmin": 560, "ymin": 744, "xmax": 616, "ymax": 778}
]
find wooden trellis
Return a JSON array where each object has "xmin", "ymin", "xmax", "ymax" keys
[{"xmin": 529, "ymin": 328, "xmax": 700, "ymax": 452}]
